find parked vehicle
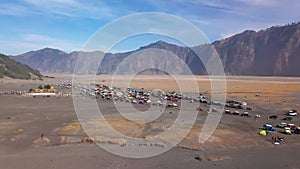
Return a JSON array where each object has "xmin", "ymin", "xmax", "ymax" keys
[
  {"xmin": 287, "ymin": 110, "xmax": 298, "ymax": 116},
  {"xmin": 225, "ymin": 109, "xmax": 232, "ymax": 115},
  {"xmin": 196, "ymin": 107, "xmax": 203, "ymax": 111},
  {"xmin": 284, "ymin": 127, "xmax": 292, "ymax": 135},
  {"xmin": 233, "ymin": 111, "xmax": 240, "ymax": 115},
  {"xmin": 288, "ymin": 124, "xmax": 297, "ymax": 130},
  {"xmin": 167, "ymin": 103, "xmax": 178, "ymax": 108},
  {"xmin": 225, "ymin": 103, "xmax": 231, "ymax": 107},
  {"xmin": 241, "ymin": 112, "xmax": 250, "ymax": 117},
  {"xmin": 294, "ymin": 127, "xmax": 300, "ymax": 134},
  {"xmin": 200, "ymin": 99, "xmax": 208, "ymax": 104},
  {"xmin": 277, "ymin": 122, "xmax": 288, "ymax": 128},
  {"xmin": 232, "ymin": 104, "xmax": 243, "ymax": 109},
  {"xmin": 263, "ymin": 124, "xmax": 276, "ymax": 131},
  {"xmin": 241, "ymin": 102, "xmax": 247, "ymax": 106}
]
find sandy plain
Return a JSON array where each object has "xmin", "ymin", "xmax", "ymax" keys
[{"xmin": 0, "ymin": 74, "xmax": 300, "ymax": 169}]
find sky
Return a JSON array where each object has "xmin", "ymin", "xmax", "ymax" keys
[{"xmin": 0, "ymin": 0, "xmax": 299, "ymax": 55}]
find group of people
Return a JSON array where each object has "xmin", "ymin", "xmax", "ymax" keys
[{"xmin": 272, "ymin": 136, "xmax": 284, "ymax": 144}]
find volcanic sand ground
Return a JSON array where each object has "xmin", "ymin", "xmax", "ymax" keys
[{"xmin": 0, "ymin": 75, "xmax": 300, "ymax": 169}]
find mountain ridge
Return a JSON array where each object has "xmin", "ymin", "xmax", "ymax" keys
[{"xmin": 11, "ymin": 22, "xmax": 300, "ymax": 76}]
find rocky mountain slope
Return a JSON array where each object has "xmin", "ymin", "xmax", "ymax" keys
[
  {"xmin": 213, "ymin": 23, "xmax": 300, "ymax": 76},
  {"xmin": 12, "ymin": 22, "xmax": 300, "ymax": 76},
  {"xmin": 0, "ymin": 53, "xmax": 42, "ymax": 79}
]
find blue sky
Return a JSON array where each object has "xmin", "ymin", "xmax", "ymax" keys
[{"xmin": 0, "ymin": 0, "xmax": 299, "ymax": 55}]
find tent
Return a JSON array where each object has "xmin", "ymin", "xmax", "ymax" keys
[{"xmin": 259, "ymin": 130, "xmax": 267, "ymax": 136}]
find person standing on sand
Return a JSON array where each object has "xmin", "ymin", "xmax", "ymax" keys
[{"xmin": 255, "ymin": 114, "xmax": 260, "ymax": 121}]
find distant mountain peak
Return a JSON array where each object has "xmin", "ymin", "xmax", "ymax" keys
[
  {"xmin": 151, "ymin": 40, "xmax": 177, "ymax": 46},
  {"xmin": 38, "ymin": 47, "xmax": 66, "ymax": 54},
  {"xmin": 155, "ymin": 40, "xmax": 168, "ymax": 44},
  {"xmin": 138, "ymin": 40, "xmax": 180, "ymax": 51}
]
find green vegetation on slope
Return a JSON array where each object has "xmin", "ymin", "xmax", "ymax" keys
[{"xmin": 0, "ymin": 53, "xmax": 43, "ymax": 79}]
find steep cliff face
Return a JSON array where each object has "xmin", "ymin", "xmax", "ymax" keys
[
  {"xmin": 213, "ymin": 30, "xmax": 257, "ymax": 75},
  {"xmin": 213, "ymin": 23, "xmax": 300, "ymax": 76},
  {"xmin": 254, "ymin": 23, "xmax": 300, "ymax": 76}
]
